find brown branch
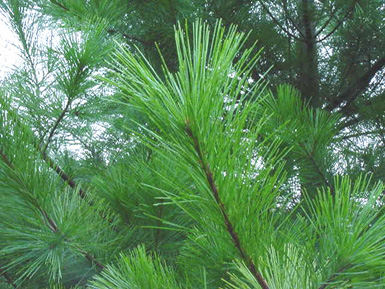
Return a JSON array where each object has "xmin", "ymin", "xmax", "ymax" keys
[
  {"xmin": 1, "ymin": 101, "xmax": 115, "ymax": 225},
  {"xmin": 0, "ymin": 148, "xmax": 58, "ymax": 232},
  {"xmin": 0, "ymin": 267, "xmax": 17, "ymax": 289},
  {"xmin": 41, "ymin": 99, "xmax": 71, "ymax": 154},
  {"xmin": 314, "ymin": 0, "xmax": 357, "ymax": 41},
  {"xmin": 318, "ymin": 264, "xmax": 352, "ymax": 289},
  {"xmin": 80, "ymin": 250, "xmax": 105, "ymax": 270},
  {"xmin": 49, "ymin": 0, "xmax": 69, "ymax": 11},
  {"xmin": 185, "ymin": 121, "xmax": 270, "ymax": 289},
  {"xmin": 39, "ymin": 147, "xmax": 118, "ymax": 225},
  {"xmin": 327, "ymin": 56, "xmax": 385, "ymax": 111},
  {"xmin": 0, "ymin": 148, "xmax": 104, "ymax": 270},
  {"xmin": 315, "ymin": 1, "xmax": 356, "ymax": 43},
  {"xmin": 258, "ymin": 0, "xmax": 304, "ymax": 42},
  {"xmin": 280, "ymin": 0, "xmax": 306, "ymax": 38},
  {"xmin": 0, "ymin": 148, "xmax": 14, "ymax": 170},
  {"xmin": 314, "ymin": 4, "xmax": 339, "ymax": 38},
  {"xmin": 40, "ymin": 149, "xmax": 87, "ymax": 198},
  {"xmin": 299, "ymin": 143, "xmax": 335, "ymax": 196},
  {"xmin": 107, "ymin": 29, "xmax": 154, "ymax": 46}
]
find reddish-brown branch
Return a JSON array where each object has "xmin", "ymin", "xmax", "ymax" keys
[
  {"xmin": 49, "ymin": 0, "xmax": 69, "ymax": 11},
  {"xmin": 40, "ymin": 149, "xmax": 87, "ymax": 198},
  {"xmin": 258, "ymin": 0, "xmax": 304, "ymax": 42},
  {"xmin": 41, "ymin": 99, "xmax": 71, "ymax": 155},
  {"xmin": 318, "ymin": 264, "xmax": 352, "ymax": 289},
  {"xmin": 80, "ymin": 250, "xmax": 105, "ymax": 270},
  {"xmin": 0, "ymin": 148, "xmax": 104, "ymax": 270},
  {"xmin": 315, "ymin": 0, "xmax": 358, "ymax": 43},
  {"xmin": 0, "ymin": 267, "xmax": 17, "ymax": 289},
  {"xmin": 185, "ymin": 122, "xmax": 270, "ymax": 289},
  {"xmin": 299, "ymin": 143, "xmax": 335, "ymax": 196},
  {"xmin": 0, "ymin": 149, "xmax": 59, "ymax": 232},
  {"xmin": 0, "ymin": 148, "xmax": 14, "ymax": 170},
  {"xmin": 327, "ymin": 56, "xmax": 385, "ymax": 111},
  {"xmin": 107, "ymin": 29, "xmax": 154, "ymax": 46}
]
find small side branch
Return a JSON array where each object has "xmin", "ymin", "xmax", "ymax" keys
[
  {"xmin": 258, "ymin": 0, "xmax": 304, "ymax": 42},
  {"xmin": 0, "ymin": 267, "xmax": 17, "ymax": 289},
  {"xmin": 0, "ymin": 148, "xmax": 104, "ymax": 270},
  {"xmin": 315, "ymin": 0, "xmax": 358, "ymax": 43},
  {"xmin": 318, "ymin": 264, "xmax": 352, "ymax": 289},
  {"xmin": 299, "ymin": 144, "xmax": 335, "ymax": 195},
  {"xmin": 41, "ymin": 99, "xmax": 71, "ymax": 154},
  {"xmin": 80, "ymin": 250, "xmax": 105, "ymax": 270},
  {"xmin": 49, "ymin": 0, "xmax": 69, "ymax": 11},
  {"xmin": 185, "ymin": 122, "xmax": 270, "ymax": 289},
  {"xmin": 327, "ymin": 56, "xmax": 385, "ymax": 111},
  {"xmin": 107, "ymin": 29, "xmax": 153, "ymax": 46},
  {"xmin": 40, "ymin": 149, "xmax": 87, "ymax": 198}
]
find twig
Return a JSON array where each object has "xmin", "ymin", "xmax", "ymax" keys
[
  {"xmin": 0, "ymin": 149, "xmax": 104, "ymax": 270},
  {"xmin": 299, "ymin": 143, "xmax": 335, "ymax": 196},
  {"xmin": 258, "ymin": 0, "xmax": 304, "ymax": 42},
  {"xmin": 328, "ymin": 56, "xmax": 385, "ymax": 111},
  {"xmin": 314, "ymin": 4, "xmax": 338, "ymax": 38},
  {"xmin": 315, "ymin": 0, "xmax": 358, "ymax": 43},
  {"xmin": 318, "ymin": 264, "xmax": 352, "ymax": 289},
  {"xmin": 49, "ymin": 0, "xmax": 69, "ymax": 11},
  {"xmin": 107, "ymin": 29, "xmax": 154, "ymax": 46},
  {"xmin": 185, "ymin": 121, "xmax": 270, "ymax": 289},
  {"xmin": 40, "ymin": 149, "xmax": 87, "ymax": 198},
  {"xmin": 80, "ymin": 250, "xmax": 105, "ymax": 270},
  {"xmin": 0, "ymin": 267, "xmax": 17, "ymax": 289},
  {"xmin": 0, "ymin": 149, "xmax": 58, "ymax": 232},
  {"xmin": 280, "ymin": 0, "xmax": 306, "ymax": 38},
  {"xmin": 41, "ymin": 98, "xmax": 71, "ymax": 154}
]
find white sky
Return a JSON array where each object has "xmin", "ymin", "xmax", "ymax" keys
[{"xmin": 0, "ymin": 16, "xmax": 21, "ymax": 78}]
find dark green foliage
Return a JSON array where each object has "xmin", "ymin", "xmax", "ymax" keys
[{"xmin": 0, "ymin": 1, "xmax": 384, "ymax": 288}]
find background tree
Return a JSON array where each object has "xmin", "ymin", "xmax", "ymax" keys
[{"xmin": 4, "ymin": 0, "xmax": 382, "ymax": 190}]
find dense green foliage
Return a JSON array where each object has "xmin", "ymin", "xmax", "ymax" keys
[{"xmin": 0, "ymin": 1, "xmax": 384, "ymax": 288}]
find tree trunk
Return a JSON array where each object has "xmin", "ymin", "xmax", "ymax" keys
[{"xmin": 298, "ymin": 0, "xmax": 320, "ymax": 107}]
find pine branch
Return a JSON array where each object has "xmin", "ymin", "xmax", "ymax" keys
[
  {"xmin": 327, "ymin": 56, "xmax": 385, "ymax": 111},
  {"xmin": 0, "ymin": 148, "xmax": 58, "ymax": 232},
  {"xmin": 0, "ymin": 148, "xmax": 14, "ymax": 170},
  {"xmin": 39, "ymin": 149, "xmax": 118, "ymax": 226},
  {"xmin": 185, "ymin": 122, "xmax": 270, "ymax": 289},
  {"xmin": 0, "ymin": 101, "xmax": 118, "ymax": 227},
  {"xmin": 80, "ymin": 250, "xmax": 105, "ymax": 270},
  {"xmin": 49, "ymin": 0, "xmax": 152, "ymax": 46},
  {"xmin": 314, "ymin": 4, "xmax": 339, "ymax": 38},
  {"xmin": 0, "ymin": 148, "xmax": 105, "ymax": 271}
]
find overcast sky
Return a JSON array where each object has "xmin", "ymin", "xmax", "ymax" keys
[{"xmin": 0, "ymin": 16, "xmax": 21, "ymax": 78}]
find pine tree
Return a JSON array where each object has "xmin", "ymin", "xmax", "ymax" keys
[{"xmin": 0, "ymin": 1, "xmax": 385, "ymax": 288}]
